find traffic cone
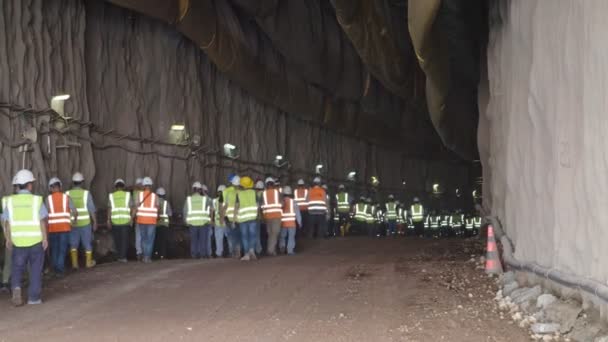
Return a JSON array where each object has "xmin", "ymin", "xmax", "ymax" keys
[{"xmin": 485, "ymin": 225, "xmax": 503, "ymax": 275}]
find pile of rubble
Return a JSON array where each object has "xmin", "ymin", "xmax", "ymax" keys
[{"xmin": 494, "ymin": 271, "xmax": 608, "ymax": 341}]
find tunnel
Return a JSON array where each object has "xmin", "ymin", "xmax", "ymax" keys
[{"xmin": 0, "ymin": 0, "xmax": 606, "ymax": 341}]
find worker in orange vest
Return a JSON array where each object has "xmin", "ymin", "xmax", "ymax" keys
[
  {"xmin": 306, "ymin": 177, "xmax": 329, "ymax": 239},
  {"xmin": 294, "ymin": 179, "xmax": 309, "ymax": 237},
  {"xmin": 134, "ymin": 177, "xmax": 159, "ymax": 263},
  {"xmin": 46, "ymin": 177, "xmax": 76, "ymax": 277},
  {"xmin": 261, "ymin": 177, "xmax": 282, "ymax": 256},
  {"xmin": 279, "ymin": 186, "xmax": 301, "ymax": 255}
]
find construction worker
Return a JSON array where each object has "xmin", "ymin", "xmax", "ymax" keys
[
  {"xmin": 306, "ymin": 177, "xmax": 328, "ymax": 239},
  {"xmin": 451, "ymin": 210, "xmax": 463, "ymax": 238},
  {"xmin": 46, "ymin": 177, "xmax": 75, "ymax": 277},
  {"xmin": 279, "ymin": 186, "xmax": 301, "ymax": 255},
  {"xmin": 261, "ymin": 177, "xmax": 282, "ymax": 255},
  {"xmin": 184, "ymin": 182, "xmax": 212, "ymax": 259},
  {"xmin": 431, "ymin": 211, "xmax": 441, "ymax": 238},
  {"xmin": 396, "ymin": 201, "xmax": 406, "ymax": 235},
  {"xmin": 464, "ymin": 215, "xmax": 475, "ymax": 237},
  {"xmin": 155, "ymin": 187, "xmax": 172, "ymax": 260},
  {"xmin": 134, "ymin": 177, "xmax": 159, "ymax": 263},
  {"xmin": 365, "ymin": 197, "xmax": 376, "ymax": 237},
  {"xmin": 66, "ymin": 172, "xmax": 97, "ymax": 269},
  {"xmin": 2, "ymin": 169, "xmax": 48, "ymax": 306},
  {"xmin": 254, "ymin": 180, "xmax": 264, "ymax": 255},
  {"xmin": 133, "ymin": 177, "xmax": 144, "ymax": 260},
  {"xmin": 473, "ymin": 215, "xmax": 482, "ymax": 236},
  {"xmin": 385, "ymin": 195, "xmax": 398, "ymax": 237},
  {"xmin": 223, "ymin": 174, "xmax": 241, "ymax": 258},
  {"xmin": 235, "ymin": 176, "xmax": 259, "ymax": 261},
  {"xmin": 440, "ymin": 210, "xmax": 451, "ymax": 238},
  {"xmin": 335, "ymin": 184, "xmax": 351, "ymax": 236},
  {"xmin": 108, "ymin": 179, "xmax": 132, "ymax": 263},
  {"xmin": 294, "ymin": 179, "xmax": 309, "ymax": 237},
  {"xmin": 352, "ymin": 196, "xmax": 368, "ymax": 235},
  {"xmin": 410, "ymin": 197, "xmax": 425, "ymax": 237},
  {"xmin": 212, "ymin": 185, "xmax": 227, "ymax": 257}
]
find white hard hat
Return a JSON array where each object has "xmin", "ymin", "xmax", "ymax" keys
[
  {"xmin": 217, "ymin": 184, "xmax": 226, "ymax": 192},
  {"xmin": 156, "ymin": 187, "xmax": 166, "ymax": 196},
  {"xmin": 313, "ymin": 176, "xmax": 321, "ymax": 184},
  {"xmin": 192, "ymin": 181, "xmax": 203, "ymax": 189},
  {"xmin": 13, "ymin": 169, "xmax": 35, "ymax": 185},
  {"xmin": 282, "ymin": 186, "xmax": 293, "ymax": 195},
  {"xmin": 72, "ymin": 172, "xmax": 84, "ymax": 182},
  {"xmin": 297, "ymin": 179, "xmax": 305, "ymax": 186},
  {"xmin": 255, "ymin": 180, "xmax": 264, "ymax": 190},
  {"xmin": 135, "ymin": 178, "xmax": 143, "ymax": 185},
  {"xmin": 48, "ymin": 177, "xmax": 62, "ymax": 188},
  {"xmin": 231, "ymin": 175, "xmax": 241, "ymax": 186},
  {"xmin": 338, "ymin": 184, "xmax": 345, "ymax": 189},
  {"xmin": 114, "ymin": 178, "xmax": 125, "ymax": 186},
  {"xmin": 413, "ymin": 197, "xmax": 419, "ymax": 202},
  {"xmin": 142, "ymin": 177, "xmax": 153, "ymax": 186},
  {"xmin": 322, "ymin": 184, "xmax": 328, "ymax": 190},
  {"xmin": 202, "ymin": 184, "xmax": 209, "ymax": 192},
  {"xmin": 388, "ymin": 194, "xmax": 394, "ymax": 199},
  {"xmin": 265, "ymin": 177, "xmax": 275, "ymax": 185}
]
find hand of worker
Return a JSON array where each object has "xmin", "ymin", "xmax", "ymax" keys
[
  {"xmin": 5, "ymin": 239, "xmax": 12, "ymax": 250},
  {"xmin": 42, "ymin": 238, "xmax": 48, "ymax": 251},
  {"xmin": 93, "ymin": 223, "xmax": 98, "ymax": 232}
]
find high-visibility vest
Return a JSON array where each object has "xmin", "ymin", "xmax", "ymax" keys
[
  {"xmin": 431, "ymin": 216, "xmax": 440, "ymax": 229},
  {"xmin": 336, "ymin": 192, "xmax": 350, "ymax": 213},
  {"xmin": 136, "ymin": 190, "xmax": 158, "ymax": 225},
  {"xmin": 365, "ymin": 205, "xmax": 375, "ymax": 224},
  {"xmin": 396, "ymin": 208, "xmax": 403, "ymax": 223},
  {"xmin": 354, "ymin": 203, "xmax": 367, "ymax": 222},
  {"xmin": 47, "ymin": 192, "xmax": 71, "ymax": 233},
  {"xmin": 281, "ymin": 197, "xmax": 297, "ymax": 228},
  {"xmin": 386, "ymin": 202, "xmax": 397, "ymax": 221},
  {"xmin": 186, "ymin": 194, "xmax": 211, "ymax": 226},
  {"xmin": 465, "ymin": 218, "xmax": 474, "ymax": 229},
  {"xmin": 307, "ymin": 186, "xmax": 327, "ymax": 215},
  {"xmin": 223, "ymin": 186, "xmax": 237, "ymax": 219},
  {"xmin": 451, "ymin": 214, "xmax": 462, "ymax": 226},
  {"xmin": 424, "ymin": 215, "xmax": 430, "ymax": 228},
  {"xmin": 109, "ymin": 190, "xmax": 131, "ymax": 225},
  {"xmin": 66, "ymin": 188, "xmax": 91, "ymax": 227},
  {"xmin": 236, "ymin": 189, "xmax": 258, "ymax": 223},
  {"xmin": 158, "ymin": 198, "xmax": 170, "ymax": 227},
  {"xmin": 473, "ymin": 217, "xmax": 482, "ymax": 228},
  {"xmin": 411, "ymin": 203, "xmax": 424, "ymax": 222},
  {"xmin": 6, "ymin": 194, "xmax": 43, "ymax": 247},
  {"xmin": 262, "ymin": 188, "xmax": 282, "ymax": 220},
  {"xmin": 294, "ymin": 188, "xmax": 309, "ymax": 211},
  {"xmin": 441, "ymin": 216, "xmax": 450, "ymax": 227}
]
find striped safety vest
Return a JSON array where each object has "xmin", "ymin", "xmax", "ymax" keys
[
  {"xmin": 136, "ymin": 190, "xmax": 158, "ymax": 225},
  {"xmin": 336, "ymin": 192, "xmax": 350, "ymax": 213},
  {"xmin": 47, "ymin": 192, "xmax": 71, "ymax": 233},
  {"xmin": 365, "ymin": 205, "xmax": 375, "ymax": 224},
  {"xmin": 236, "ymin": 189, "xmax": 258, "ymax": 223},
  {"xmin": 465, "ymin": 218, "xmax": 474, "ymax": 230},
  {"xmin": 186, "ymin": 194, "xmax": 211, "ymax": 226},
  {"xmin": 109, "ymin": 190, "xmax": 131, "ymax": 225},
  {"xmin": 411, "ymin": 204, "xmax": 424, "ymax": 222},
  {"xmin": 294, "ymin": 188, "xmax": 309, "ymax": 212},
  {"xmin": 473, "ymin": 217, "xmax": 482, "ymax": 228},
  {"xmin": 307, "ymin": 186, "xmax": 327, "ymax": 215},
  {"xmin": 386, "ymin": 202, "xmax": 397, "ymax": 221},
  {"xmin": 281, "ymin": 197, "xmax": 297, "ymax": 228},
  {"xmin": 6, "ymin": 194, "xmax": 43, "ymax": 247},
  {"xmin": 213, "ymin": 198, "xmax": 223, "ymax": 227},
  {"xmin": 431, "ymin": 216, "xmax": 440, "ymax": 229},
  {"xmin": 262, "ymin": 188, "xmax": 282, "ymax": 220},
  {"xmin": 158, "ymin": 198, "xmax": 170, "ymax": 227},
  {"xmin": 354, "ymin": 203, "xmax": 368, "ymax": 222},
  {"xmin": 66, "ymin": 188, "xmax": 90, "ymax": 227},
  {"xmin": 223, "ymin": 186, "xmax": 237, "ymax": 219}
]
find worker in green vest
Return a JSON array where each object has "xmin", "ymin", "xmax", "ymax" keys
[
  {"xmin": 365, "ymin": 197, "xmax": 376, "ymax": 237},
  {"xmin": 335, "ymin": 184, "xmax": 351, "ymax": 236},
  {"xmin": 108, "ymin": 179, "xmax": 132, "ymax": 262},
  {"xmin": 385, "ymin": 194, "xmax": 398, "ymax": 237},
  {"xmin": 184, "ymin": 182, "xmax": 212, "ymax": 259},
  {"xmin": 2, "ymin": 169, "xmax": 48, "ymax": 306},
  {"xmin": 410, "ymin": 197, "xmax": 425, "ymax": 237},
  {"xmin": 66, "ymin": 172, "xmax": 97, "ymax": 269},
  {"xmin": 155, "ymin": 187, "xmax": 172, "ymax": 260},
  {"xmin": 212, "ymin": 185, "xmax": 228, "ymax": 257},
  {"xmin": 222, "ymin": 174, "xmax": 241, "ymax": 258},
  {"xmin": 352, "ymin": 196, "xmax": 368, "ymax": 235},
  {"xmin": 235, "ymin": 176, "xmax": 259, "ymax": 261},
  {"xmin": 473, "ymin": 215, "xmax": 482, "ymax": 236}
]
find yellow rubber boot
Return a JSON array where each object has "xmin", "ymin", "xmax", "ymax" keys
[
  {"xmin": 85, "ymin": 251, "xmax": 96, "ymax": 268},
  {"xmin": 70, "ymin": 249, "xmax": 79, "ymax": 270}
]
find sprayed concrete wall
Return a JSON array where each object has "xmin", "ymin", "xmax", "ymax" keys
[{"xmin": 482, "ymin": 0, "xmax": 608, "ymax": 288}]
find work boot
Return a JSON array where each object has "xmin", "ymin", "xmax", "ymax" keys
[
  {"xmin": 85, "ymin": 251, "xmax": 96, "ymax": 268},
  {"xmin": 70, "ymin": 249, "xmax": 79, "ymax": 270},
  {"xmin": 11, "ymin": 287, "xmax": 23, "ymax": 307},
  {"xmin": 249, "ymin": 250, "xmax": 257, "ymax": 261},
  {"xmin": 240, "ymin": 254, "xmax": 250, "ymax": 261}
]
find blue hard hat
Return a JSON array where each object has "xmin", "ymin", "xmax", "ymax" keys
[{"xmin": 227, "ymin": 173, "xmax": 236, "ymax": 182}]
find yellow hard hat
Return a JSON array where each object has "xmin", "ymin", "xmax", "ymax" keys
[{"xmin": 240, "ymin": 176, "xmax": 254, "ymax": 189}]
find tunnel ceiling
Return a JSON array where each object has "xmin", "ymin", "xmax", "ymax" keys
[{"xmin": 105, "ymin": 0, "xmax": 485, "ymax": 161}]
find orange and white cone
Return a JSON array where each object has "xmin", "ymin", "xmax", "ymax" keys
[{"xmin": 485, "ymin": 225, "xmax": 503, "ymax": 275}]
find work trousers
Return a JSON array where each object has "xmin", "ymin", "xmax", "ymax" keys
[
  {"xmin": 2, "ymin": 246, "xmax": 11, "ymax": 284},
  {"xmin": 213, "ymin": 226, "xmax": 228, "ymax": 257},
  {"xmin": 307, "ymin": 214, "xmax": 327, "ymax": 239},
  {"xmin": 227, "ymin": 222, "xmax": 241, "ymax": 256},
  {"xmin": 11, "ymin": 243, "xmax": 44, "ymax": 302},
  {"xmin": 135, "ymin": 224, "xmax": 142, "ymax": 255},
  {"xmin": 112, "ymin": 225, "xmax": 130, "ymax": 260},
  {"xmin": 70, "ymin": 225, "xmax": 93, "ymax": 252},
  {"xmin": 189, "ymin": 225, "xmax": 211, "ymax": 258},
  {"xmin": 279, "ymin": 228, "xmax": 296, "ymax": 254},
  {"xmin": 367, "ymin": 222, "xmax": 376, "ymax": 237},
  {"xmin": 255, "ymin": 221, "xmax": 262, "ymax": 254},
  {"xmin": 49, "ymin": 231, "xmax": 70, "ymax": 274},
  {"xmin": 387, "ymin": 220, "xmax": 397, "ymax": 236},
  {"xmin": 155, "ymin": 225, "xmax": 169, "ymax": 259},
  {"xmin": 239, "ymin": 221, "xmax": 257, "ymax": 254},
  {"xmin": 265, "ymin": 218, "xmax": 282, "ymax": 255},
  {"xmin": 139, "ymin": 224, "xmax": 156, "ymax": 260},
  {"xmin": 413, "ymin": 221, "xmax": 424, "ymax": 237}
]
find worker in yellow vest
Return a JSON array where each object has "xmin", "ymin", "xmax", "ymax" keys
[
  {"xmin": 223, "ymin": 174, "xmax": 241, "ymax": 258},
  {"xmin": 155, "ymin": 187, "xmax": 172, "ymax": 260},
  {"xmin": 2, "ymin": 170, "xmax": 48, "ymax": 306},
  {"xmin": 184, "ymin": 182, "xmax": 212, "ymax": 259},
  {"xmin": 108, "ymin": 179, "xmax": 132, "ymax": 263},
  {"xmin": 66, "ymin": 172, "xmax": 97, "ymax": 269},
  {"xmin": 235, "ymin": 176, "xmax": 259, "ymax": 261},
  {"xmin": 212, "ymin": 185, "xmax": 228, "ymax": 257}
]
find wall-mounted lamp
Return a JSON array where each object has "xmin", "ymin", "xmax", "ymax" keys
[
  {"xmin": 223, "ymin": 143, "xmax": 239, "ymax": 159},
  {"xmin": 371, "ymin": 176, "xmax": 380, "ymax": 187},
  {"xmin": 347, "ymin": 171, "xmax": 357, "ymax": 181},
  {"xmin": 315, "ymin": 164, "xmax": 323, "ymax": 174},
  {"xmin": 50, "ymin": 94, "xmax": 71, "ymax": 120},
  {"xmin": 274, "ymin": 155, "xmax": 289, "ymax": 168},
  {"xmin": 170, "ymin": 124, "xmax": 185, "ymax": 131}
]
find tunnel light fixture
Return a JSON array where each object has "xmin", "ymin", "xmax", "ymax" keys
[
  {"xmin": 315, "ymin": 164, "xmax": 323, "ymax": 174},
  {"xmin": 275, "ymin": 155, "xmax": 283, "ymax": 161},
  {"xmin": 52, "ymin": 94, "xmax": 70, "ymax": 101},
  {"xmin": 223, "ymin": 143, "xmax": 239, "ymax": 159},
  {"xmin": 455, "ymin": 188, "xmax": 461, "ymax": 197},
  {"xmin": 472, "ymin": 190, "xmax": 478, "ymax": 198},
  {"xmin": 274, "ymin": 155, "xmax": 289, "ymax": 168},
  {"xmin": 371, "ymin": 176, "xmax": 380, "ymax": 187},
  {"xmin": 50, "ymin": 94, "xmax": 72, "ymax": 119},
  {"xmin": 402, "ymin": 179, "xmax": 406, "ymax": 186},
  {"xmin": 170, "ymin": 124, "xmax": 185, "ymax": 131},
  {"xmin": 347, "ymin": 171, "xmax": 357, "ymax": 181},
  {"xmin": 432, "ymin": 183, "xmax": 440, "ymax": 194}
]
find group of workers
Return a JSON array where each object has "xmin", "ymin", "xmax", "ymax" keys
[{"xmin": 0, "ymin": 168, "xmax": 480, "ymax": 306}]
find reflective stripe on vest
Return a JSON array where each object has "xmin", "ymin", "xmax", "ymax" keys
[
  {"xmin": 213, "ymin": 198, "xmax": 223, "ymax": 226},
  {"xmin": 365, "ymin": 205, "xmax": 375, "ymax": 223},
  {"xmin": 7, "ymin": 194, "xmax": 43, "ymax": 247},
  {"xmin": 294, "ymin": 188, "xmax": 309, "ymax": 211},
  {"xmin": 336, "ymin": 192, "xmax": 349, "ymax": 213},
  {"xmin": 47, "ymin": 193, "xmax": 71, "ymax": 232},
  {"xmin": 473, "ymin": 217, "xmax": 482, "ymax": 228},
  {"xmin": 307, "ymin": 187, "xmax": 327, "ymax": 214},
  {"xmin": 66, "ymin": 189, "xmax": 90, "ymax": 227},
  {"xmin": 411, "ymin": 204, "xmax": 424, "ymax": 222},
  {"xmin": 354, "ymin": 203, "xmax": 367, "ymax": 222},
  {"xmin": 386, "ymin": 202, "xmax": 397, "ymax": 220},
  {"xmin": 431, "ymin": 217, "xmax": 440, "ymax": 229},
  {"xmin": 136, "ymin": 191, "xmax": 158, "ymax": 224},
  {"xmin": 281, "ymin": 197, "xmax": 296, "ymax": 228},
  {"xmin": 237, "ymin": 189, "xmax": 258, "ymax": 223},
  {"xmin": 158, "ymin": 199, "xmax": 169, "ymax": 226},
  {"xmin": 109, "ymin": 191, "xmax": 131, "ymax": 225},
  {"xmin": 223, "ymin": 186, "xmax": 237, "ymax": 217},
  {"xmin": 262, "ymin": 189, "xmax": 282, "ymax": 219},
  {"xmin": 186, "ymin": 195, "xmax": 210, "ymax": 226}
]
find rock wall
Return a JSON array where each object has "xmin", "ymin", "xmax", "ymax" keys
[
  {"xmin": 0, "ymin": 0, "xmax": 473, "ymax": 213},
  {"xmin": 482, "ymin": 1, "xmax": 608, "ymax": 284}
]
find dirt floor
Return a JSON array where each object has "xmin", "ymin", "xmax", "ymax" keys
[{"xmin": 0, "ymin": 237, "xmax": 530, "ymax": 342}]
